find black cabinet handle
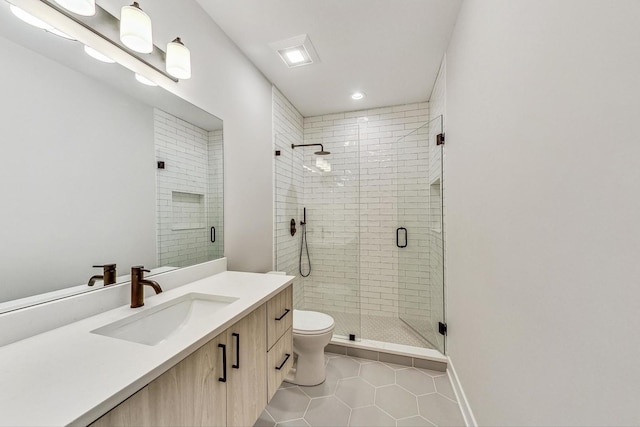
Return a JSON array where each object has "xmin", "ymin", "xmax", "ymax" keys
[
  {"xmin": 232, "ymin": 333, "xmax": 240, "ymax": 369},
  {"xmin": 210, "ymin": 226, "xmax": 216, "ymax": 243},
  {"xmin": 396, "ymin": 227, "xmax": 408, "ymax": 248},
  {"xmin": 275, "ymin": 353, "xmax": 291, "ymax": 371},
  {"xmin": 275, "ymin": 308, "xmax": 290, "ymax": 321},
  {"xmin": 218, "ymin": 343, "xmax": 227, "ymax": 382}
]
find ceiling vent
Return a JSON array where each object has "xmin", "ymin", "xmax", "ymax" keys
[{"xmin": 269, "ymin": 34, "xmax": 319, "ymax": 68}]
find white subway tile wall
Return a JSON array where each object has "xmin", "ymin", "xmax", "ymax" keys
[
  {"xmin": 208, "ymin": 129, "xmax": 224, "ymax": 261},
  {"xmin": 273, "ymin": 87, "xmax": 305, "ymax": 308},
  {"xmin": 155, "ymin": 109, "xmax": 223, "ymax": 268}
]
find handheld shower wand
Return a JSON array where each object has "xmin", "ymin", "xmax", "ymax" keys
[{"xmin": 299, "ymin": 207, "xmax": 311, "ymax": 277}]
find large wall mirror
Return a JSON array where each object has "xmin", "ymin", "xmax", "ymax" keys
[{"xmin": 0, "ymin": 3, "xmax": 223, "ymax": 313}]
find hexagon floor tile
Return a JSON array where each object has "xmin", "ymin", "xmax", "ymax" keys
[
  {"xmin": 360, "ymin": 362, "xmax": 396, "ymax": 387},
  {"xmin": 335, "ymin": 377, "xmax": 375, "ymax": 408},
  {"xmin": 375, "ymin": 384, "xmax": 419, "ymax": 419},
  {"xmin": 396, "ymin": 368, "xmax": 437, "ymax": 395},
  {"xmin": 304, "ymin": 396, "xmax": 351, "ymax": 426},
  {"xmin": 257, "ymin": 353, "xmax": 464, "ymax": 427}
]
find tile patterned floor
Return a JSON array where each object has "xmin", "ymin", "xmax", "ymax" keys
[{"xmin": 255, "ymin": 353, "xmax": 465, "ymax": 427}]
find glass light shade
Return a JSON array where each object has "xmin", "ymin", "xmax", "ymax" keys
[
  {"xmin": 84, "ymin": 45, "xmax": 115, "ymax": 63},
  {"xmin": 166, "ymin": 38, "xmax": 191, "ymax": 79},
  {"xmin": 10, "ymin": 5, "xmax": 52, "ymax": 30},
  {"xmin": 120, "ymin": 2, "xmax": 153, "ymax": 54},
  {"xmin": 47, "ymin": 28, "xmax": 75, "ymax": 40},
  {"xmin": 135, "ymin": 73, "xmax": 157, "ymax": 86},
  {"xmin": 10, "ymin": 5, "xmax": 74, "ymax": 40},
  {"xmin": 53, "ymin": 0, "xmax": 96, "ymax": 16}
]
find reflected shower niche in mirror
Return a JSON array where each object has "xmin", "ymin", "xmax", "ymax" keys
[{"xmin": 0, "ymin": 3, "xmax": 223, "ymax": 313}]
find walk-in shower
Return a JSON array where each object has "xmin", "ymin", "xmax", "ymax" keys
[{"xmin": 275, "ymin": 107, "xmax": 445, "ymax": 355}]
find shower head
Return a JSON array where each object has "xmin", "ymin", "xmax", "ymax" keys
[{"xmin": 291, "ymin": 143, "xmax": 330, "ymax": 156}]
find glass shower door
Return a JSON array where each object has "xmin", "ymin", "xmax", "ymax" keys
[
  {"xmin": 397, "ymin": 117, "xmax": 445, "ymax": 353},
  {"xmin": 274, "ymin": 127, "xmax": 361, "ymax": 341}
]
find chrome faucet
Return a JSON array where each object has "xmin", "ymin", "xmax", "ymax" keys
[
  {"xmin": 130, "ymin": 266, "xmax": 162, "ymax": 308},
  {"xmin": 88, "ymin": 264, "xmax": 117, "ymax": 286}
]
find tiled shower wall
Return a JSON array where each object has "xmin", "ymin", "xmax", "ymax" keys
[
  {"xmin": 155, "ymin": 109, "xmax": 223, "ymax": 268},
  {"xmin": 208, "ymin": 130, "xmax": 224, "ymax": 261},
  {"xmin": 302, "ymin": 104, "xmax": 431, "ymax": 325},
  {"xmin": 272, "ymin": 88, "xmax": 305, "ymax": 308}
]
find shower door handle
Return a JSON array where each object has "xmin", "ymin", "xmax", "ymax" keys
[
  {"xmin": 396, "ymin": 227, "xmax": 407, "ymax": 248},
  {"xmin": 210, "ymin": 226, "xmax": 216, "ymax": 243}
]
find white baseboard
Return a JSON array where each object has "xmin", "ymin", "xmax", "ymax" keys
[{"xmin": 447, "ymin": 357, "xmax": 478, "ymax": 427}]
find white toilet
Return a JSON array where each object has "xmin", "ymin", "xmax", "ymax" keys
[{"xmin": 285, "ymin": 309, "xmax": 335, "ymax": 386}]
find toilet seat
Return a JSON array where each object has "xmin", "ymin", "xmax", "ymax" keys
[{"xmin": 293, "ymin": 309, "xmax": 335, "ymax": 335}]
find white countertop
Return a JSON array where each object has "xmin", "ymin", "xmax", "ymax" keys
[{"xmin": 0, "ymin": 271, "xmax": 294, "ymax": 427}]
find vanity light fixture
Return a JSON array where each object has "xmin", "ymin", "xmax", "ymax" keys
[
  {"xmin": 135, "ymin": 72, "xmax": 157, "ymax": 86},
  {"xmin": 53, "ymin": 0, "xmax": 95, "ymax": 16},
  {"xmin": 351, "ymin": 92, "xmax": 365, "ymax": 100},
  {"xmin": 120, "ymin": 2, "xmax": 153, "ymax": 54},
  {"xmin": 8, "ymin": 0, "xmax": 186, "ymax": 85},
  {"xmin": 83, "ymin": 45, "xmax": 115, "ymax": 63},
  {"xmin": 166, "ymin": 37, "xmax": 191, "ymax": 79},
  {"xmin": 9, "ymin": 4, "xmax": 74, "ymax": 39}
]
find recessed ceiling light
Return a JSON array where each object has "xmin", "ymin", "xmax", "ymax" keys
[
  {"xmin": 135, "ymin": 73, "xmax": 157, "ymax": 86},
  {"xmin": 270, "ymin": 34, "xmax": 319, "ymax": 68},
  {"xmin": 351, "ymin": 92, "xmax": 365, "ymax": 100},
  {"xmin": 285, "ymin": 49, "xmax": 306, "ymax": 64}
]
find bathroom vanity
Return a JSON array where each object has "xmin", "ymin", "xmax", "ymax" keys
[{"xmin": 0, "ymin": 265, "xmax": 293, "ymax": 427}]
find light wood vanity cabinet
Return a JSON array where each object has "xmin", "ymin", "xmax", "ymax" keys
[
  {"xmin": 225, "ymin": 304, "xmax": 266, "ymax": 427},
  {"xmin": 91, "ymin": 286, "xmax": 292, "ymax": 427},
  {"xmin": 266, "ymin": 285, "xmax": 293, "ymax": 402},
  {"xmin": 91, "ymin": 333, "xmax": 227, "ymax": 427}
]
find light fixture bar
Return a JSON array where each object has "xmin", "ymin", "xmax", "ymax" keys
[{"xmin": 8, "ymin": 0, "xmax": 178, "ymax": 83}]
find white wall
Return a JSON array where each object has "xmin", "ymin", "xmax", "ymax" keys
[
  {"xmin": 127, "ymin": 1, "xmax": 275, "ymax": 272},
  {"xmin": 0, "ymin": 35, "xmax": 156, "ymax": 302},
  {"xmin": 445, "ymin": 1, "xmax": 640, "ymax": 425}
]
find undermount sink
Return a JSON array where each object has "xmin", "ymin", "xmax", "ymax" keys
[{"xmin": 91, "ymin": 293, "xmax": 238, "ymax": 346}]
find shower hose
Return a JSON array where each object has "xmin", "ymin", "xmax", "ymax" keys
[{"xmin": 299, "ymin": 221, "xmax": 311, "ymax": 277}]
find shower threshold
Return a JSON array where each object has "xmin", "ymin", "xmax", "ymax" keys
[{"xmin": 329, "ymin": 336, "xmax": 447, "ymax": 371}]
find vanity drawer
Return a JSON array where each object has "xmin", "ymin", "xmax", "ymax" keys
[
  {"xmin": 267, "ymin": 327, "xmax": 293, "ymax": 402},
  {"xmin": 267, "ymin": 285, "xmax": 292, "ymax": 350}
]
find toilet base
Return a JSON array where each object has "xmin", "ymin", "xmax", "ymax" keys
[{"xmin": 285, "ymin": 350, "xmax": 327, "ymax": 386}]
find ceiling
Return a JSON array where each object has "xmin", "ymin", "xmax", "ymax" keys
[{"xmin": 196, "ymin": 0, "xmax": 462, "ymax": 117}]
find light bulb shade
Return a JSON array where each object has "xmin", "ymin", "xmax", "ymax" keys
[
  {"xmin": 166, "ymin": 38, "xmax": 191, "ymax": 79},
  {"xmin": 10, "ymin": 5, "xmax": 52, "ymax": 30},
  {"xmin": 53, "ymin": 0, "xmax": 96, "ymax": 16},
  {"xmin": 135, "ymin": 73, "xmax": 157, "ymax": 86},
  {"xmin": 84, "ymin": 45, "xmax": 115, "ymax": 63},
  {"xmin": 120, "ymin": 2, "xmax": 153, "ymax": 54}
]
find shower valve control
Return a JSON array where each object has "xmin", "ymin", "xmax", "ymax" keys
[{"xmin": 290, "ymin": 219, "xmax": 296, "ymax": 236}]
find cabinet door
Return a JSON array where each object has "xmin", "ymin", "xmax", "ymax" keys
[
  {"xmin": 226, "ymin": 304, "xmax": 267, "ymax": 427},
  {"xmin": 91, "ymin": 334, "xmax": 227, "ymax": 427}
]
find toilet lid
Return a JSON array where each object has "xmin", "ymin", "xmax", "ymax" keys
[{"xmin": 293, "ymin": 310, "xmax": 335, "ymax": 335}]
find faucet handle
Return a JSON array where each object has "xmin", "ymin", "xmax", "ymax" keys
[
  {"xmin": 131, "ymin": 265, "xmax": 151, "ymax": 274},
  {"xmin": 93, "ymin": 264, "xmax": 116, "ymax": 272}
]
